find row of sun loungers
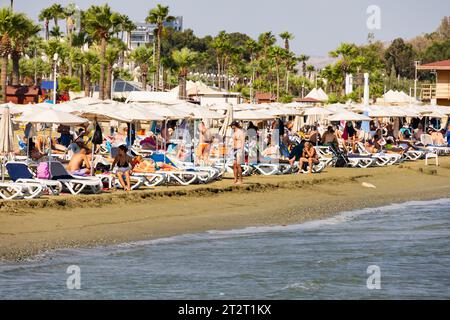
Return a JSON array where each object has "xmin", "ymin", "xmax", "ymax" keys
[{"xmin": 0, "ymin": 135, "xmax": 448, "ymax": 200}]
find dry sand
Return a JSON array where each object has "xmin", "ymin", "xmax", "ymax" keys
[{"xmin": 1, "ymin": 158, "xmax": 450, "ymax": 261}]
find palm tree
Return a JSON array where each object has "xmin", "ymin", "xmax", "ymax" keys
[
  {"xmin": 130, "ymin": 45, "xmax": 153, "ymax": 90},
  {"xmin": 298, "ymin": 54, "xmax": 310, "ymax": 77},
  {"xmin": 84, "ymin": 4, "xmax": 120, "ymax": 100},
  {"xmin": 269, "ymin": 46, "xmax": 288, "ymax": 101},
  {"xmin": 82, "ymin": 50, "xmax": 99, "ymax": 97},
  {"xmin": 48, "ymin": 3, "xmax": 65, "ymax": 29},
  {"xmin": 11, "ymin": 16, "xmax": 40, "ymax": 85},
  {"xmin": 172, "ymin": 47, "xmax": 198, "ymax": 100},
  {"xmin": 279, "ymin": 32, "xmax": 294, "ymax": 51},
  {"xmin": 38, "ymin": 8, "xmax": 52, "ymax": 41},
  {"xmin": 105, "ymin": 39, "xmax": 126, "ymax": 99},
  {"xmin": 306, "ymin": 65, "xmax": 315, "ymax": 81},
  {"xmin": 49, "ymin": 25, "xmax": 62, "ymax": 39},
  {"xmin": 145, "ymin": 4, "xmax": 175, "ymax": 91},
  {"xmin": 64, "ymin": 3, "xmax": 77, "ymax": 36},
  {"xmin": 117, "ymin": 15, "xmax": 135, "ymax": 67},
  {"xmin": 0, "ymin": 8, "xmax": 27, "ymax": 102}
]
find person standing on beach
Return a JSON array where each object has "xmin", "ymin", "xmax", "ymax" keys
[{"xmin": 231, "ymin": 121, "xmax": 245, "ymax": 185}]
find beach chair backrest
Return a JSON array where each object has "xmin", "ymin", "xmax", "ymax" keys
[
  {"xmin": 420, "ymin": 134, "xmax": 433, "ymax": 146},
  {"xmin": 49, "ymin": 161, "xmax": 73, "ymax": 180},
  {"xmin": 5, "ymin": 162, "xmax": 33, "ymax": 181},
  {"xmin": 150, "ymin": 153, "xmax": 177, "ymax": 167}
]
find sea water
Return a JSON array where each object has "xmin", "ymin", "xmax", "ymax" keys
[{"xmin": 0, "ymin": 198, "xmax": 449, "ymax": 300}]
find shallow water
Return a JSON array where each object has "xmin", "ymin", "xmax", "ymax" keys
[{"xmin": 1, "ymin": 198, "xmax": 450, "ymax": 299}]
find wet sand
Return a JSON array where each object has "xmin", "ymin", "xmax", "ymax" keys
[{"xmin": 1, "ymin": 158, "xmax": 450, "ymax": 261}]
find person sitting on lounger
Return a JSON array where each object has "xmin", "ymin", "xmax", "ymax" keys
[
  {"xmin": 67, "ymin": 147, "xmax": 92, "ymax": 176},
  {"xmin": 111, "ymin": 145, "xmax": 134, "ymax": 191},
  {"xmin": 298, "ymin": 142, "xmax": 319, "ymax": 174},
  {"xmin": 321, "ymin": 126, "xmax": 338, "ymax": 149},
  {"xmin": 288, "ymin": 140, "xmax": 306, "ymax": 166}
]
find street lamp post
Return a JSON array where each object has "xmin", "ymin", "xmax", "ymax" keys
[
  {"xmin": 53, "ymin": 53, "xmax": 59, "ymax": 105},
  {"xmin": 414, "ymin": 60, "xmax": 420, "ymax": 101}
]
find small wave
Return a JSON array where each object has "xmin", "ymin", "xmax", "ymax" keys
[{"xmin": 206, "ymin": 198, "xmax": 450, "ymax": 237}]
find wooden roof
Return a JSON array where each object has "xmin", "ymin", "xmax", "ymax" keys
[{"xmin": 417, "ymin": 59, "xmax": 450, "ymax": 71}]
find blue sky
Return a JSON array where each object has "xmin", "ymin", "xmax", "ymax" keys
[{"xmin": 3, "ymin": 0, "xmax": 449, "ymax": 56}]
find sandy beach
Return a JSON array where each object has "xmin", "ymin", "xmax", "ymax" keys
[{"xmin": 1, "ymin": 158, "xmax": 450, "ymax": 261}]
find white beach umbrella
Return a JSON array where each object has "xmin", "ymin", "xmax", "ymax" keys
[
  {"xmin": 324, "ymin": 103, "xmax": 348, "ymax": 113},
  {"xmin": 0, "ymin": 106, "xmax": 14, "ymax": 154},
  {"xmin": 0, "ymin": 106, "xmax": 14, "ymax": 181},
  {"xmin": 0, "ymin": 102, "xmax": 24, "ymax": 115},
  {"xmin": 219, "ymin": 104, "xmax": 233, "ymax": 137},
  {"xmin": 303, "ymin": 107, "xmax": 333, "ymax": 116},
  {"xmin": 368, "ymin": 108, "xmax": 404, "ymax": 118},
  {"xmin": 135, "ymin": 104, "xmax": 190, "ymax": 119},
  {"xmin": 233, "ymin": 110, "xmax": 274, "ymax": 121},
  {"xmin": 114, "ymin": 104, "xmax": 165, "ymax": 122},
  {"xmin": 15, "ymin": 108, "xmax": 89, "ymax": 125},
  {"xmin": 208, "ymin": 102, "xmax": 233, "ymax": 111},
  {"xmin": 265, "ymin": 107, "xmax": 303, "ymax": 117},
  {"xmin": 328, "ymin": 111, "xmax": 371, "ymax": 122},
  {"xmin": 191, "ymin": 108, "xmax": 225, "ymax": 120}
]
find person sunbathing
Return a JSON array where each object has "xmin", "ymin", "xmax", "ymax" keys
[
  {"xmin": 132, "ymin": 158, "xmax": 156, "ymax": 173},
  {"xmin": 298, "ymin": 142, "xmax": 319, "ymax": 174},
  {"xmin": 66, "ymin": 147, "xmax": 92, "ymax": 176}
]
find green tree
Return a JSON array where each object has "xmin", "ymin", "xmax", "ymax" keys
[
  {"xmin": 130, "ymin": 45, "xmax": 153, "ymax": 90},
  {"xmin": 38, "ymin": 7, "xmax": 52, "ymax": 41},
  {"xmin": 384, "ymin": 38, "xmax": 415, "ymax": 78},
  {"xmin": 48, "ymin": 3, "xmax": 65, "ymax": 29},
  {"xmin": 84, "ymin": 4, "xmax": 121, "ymax": 100},
  {"xmin": 269, "ymin": 46, "xmax": 288, "ymax": 101},
  {"xmin": 10, "ymin": 15, "xmax": 40, "ymax": 85},
  {"xmin": 172, "ymin": 47, "xmax": 198, "ymax": 100},
  {"xmin": 146, "ymin": 4, "xmax": 175, "ymax": 91},
  {"xmin": 82, "ymin": 50, "xmax": 99, "ymax": 97},
  {"xmin": 0, "ymin": 8, "xmax": 27, "ymax": 102},
  {"xmin": 105, "ymin": 39, "xmax": 126, "ymax": 99},
  {"xmin": 279, "ymin": 32, "xmax": 294, "ymax": 51}
]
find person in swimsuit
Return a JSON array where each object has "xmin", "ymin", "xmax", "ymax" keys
[
  {"xmin": 231, "ymin": 121, "xmax": 245, "ymax": 185},
  {"xmin": 111, "ymin": 145, "xmax": 134, "ymax": 191},
  {"xmin": 67, "ymin": 147, "xmax": 92, "ymax": 176},
  {"xmin": 298, "ymin": 142, "xmax": 319, "ymax": 174}
]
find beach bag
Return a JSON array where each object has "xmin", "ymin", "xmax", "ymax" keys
[{"xmin": 37, "ymin": 162, "xmax": 51, "ymax": 179}]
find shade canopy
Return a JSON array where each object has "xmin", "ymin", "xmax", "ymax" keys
[
  {"xmin": 0, "ymin": 102, "xmax": 24, "ymax": 115},
  {"xmin": 15, "ymin": 108, "xmax": 88, "ymax": 125},
  {"xmin": 114, "ymin": 104, "xmax": 166, "ymax": 122},
  {"xmin": 233, "ymin": 110, "xmax": 274, "ymax": 121},
  {"xmin": 265, "ymin": 107, "xmax": 303, "ymax": 117},
  {"xmin": 328, "ymin": 111, "xmax": 371, "ymax": 122},
  {"xmin": 303, "ymin": 107, "xmax": 333, "ymax": 116},
  {"xmin": 191, "ymin": 108, "xmax": 225, "ymax": 120}
]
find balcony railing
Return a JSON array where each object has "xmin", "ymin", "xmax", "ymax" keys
[{"xmin": 421, "ymin": 84, "xmax": 450, "ymax": 100}]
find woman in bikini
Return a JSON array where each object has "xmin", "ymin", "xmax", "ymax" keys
[
  {"xmin": 111, "ymin": 145, "xmax": 134, "ymax": 191},
  {"xmin": 298, "ymin": 142, "xmax": 319, "ymax": 174}
]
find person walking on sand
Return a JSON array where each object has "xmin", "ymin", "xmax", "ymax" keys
[
  {"xmin": 231, "ymin": 121, "xmax": 245, "ymax": 185},
  {"xmin": 111, "ymin": 145, "xmax": 134, "ymax": 191}
]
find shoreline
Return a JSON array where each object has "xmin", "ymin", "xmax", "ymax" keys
[{"xmin": 1, "ymin": 158, "xmax": 450, "ymax": 262}]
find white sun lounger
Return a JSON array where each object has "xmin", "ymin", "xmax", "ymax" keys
[{"xmin": 49, "ymin": 161, "xmax": 103, "ymax": 195}]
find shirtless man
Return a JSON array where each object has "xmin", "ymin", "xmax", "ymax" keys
[
  {"xmin": 231, "ymin": 121, "xmax": 245, "ymax": 184},
  {"xmin": 66, "ymin": 147, "xmax": 92, "ymax": 176}
]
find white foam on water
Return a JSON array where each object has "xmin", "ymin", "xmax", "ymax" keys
[{"xmin": 207, "ymin": 198, "xmax": 450, "ymax": 236}]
